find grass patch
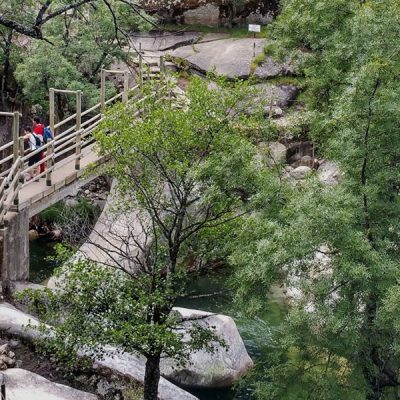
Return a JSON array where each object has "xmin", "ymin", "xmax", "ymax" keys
[{"xmin": 250, "ymin": 52, "xmax": 267, "ymax": 74}]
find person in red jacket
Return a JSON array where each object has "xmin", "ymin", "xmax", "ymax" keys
[{"xmin": 33, "ymin": 117, "xmax": 46, "ymax": 174}]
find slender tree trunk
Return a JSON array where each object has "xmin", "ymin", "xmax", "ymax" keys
[
  {"xmin": 1, "ymin": 29, "xmax": 13, "ymax": 109},
  {"xmin": 143, "ymin": 354, "xmax": 161, "ymax": 400}
]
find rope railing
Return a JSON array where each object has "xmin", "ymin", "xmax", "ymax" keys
[{"xmin": 0, "ymin": 53, "xmax": 170, "ymax": 226}]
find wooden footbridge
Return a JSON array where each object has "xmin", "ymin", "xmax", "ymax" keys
[{"xmin": 0, "ymin": 53, "xmax": 170, "ymax": 283}]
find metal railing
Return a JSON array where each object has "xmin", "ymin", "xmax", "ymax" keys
[{"xmin": 0, "ymin": 54, "xmax": 170, "ymax": 227}]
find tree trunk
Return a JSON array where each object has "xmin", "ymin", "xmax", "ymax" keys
[
  {"xmin": 1, "ymin": 29, "xmax": 13, "ymax": 109},
  {"xmin": 144, "ymin": 354, "xmax": 161, "ymax": 400}
]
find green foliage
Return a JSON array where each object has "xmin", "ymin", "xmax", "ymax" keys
[
  {"xmin": 21, "ymin": 77, "xmax": 276, "ymax": 400},
  {"xmin": 38, "ymin": 197, "xmax": 99, "ymax": 225},
  {"xmin": 0, "ymin": 0, "xmax": 152, "ymax": 115},
  {"xmin": 232, "ymin": 1, "xmax": 400, "ymax": 399},
  {"xmin": 20, "ymin": 254, "xmax": 222, "ymax": 366}
]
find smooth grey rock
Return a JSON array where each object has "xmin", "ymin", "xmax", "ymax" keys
[
  {"xmin": 290, "ymin": 166, "xmax": 312, "ymax": 180},
  {"xmin": 257, "ymin": 142, "xmax": 287, "ymax": 167},
  {"xmin": 130, "ymin": 32, "xmax": 202, "ymax": 51},
  {"xmin": 0, "ymin": 303, "xmax": 44, "ymax": 342},
  {"xmin": 183, "ymin": 4, "xmax": 219, "ymax": 25},
  {"xmin": 0, "ymin": 303, "xmax": 198, "ymax": 400},
  {"xmin": 94, "ymin": 348, "xmax": 198, "ymax": 400},
  {"xmin": 2, "ymin": 368, "xmax": 98, "ymax": 400},
  {"xmin": 253, "ymin": 83, "xmax": 299, "ymax": 110},
  {"xmin": 253, "ymin": 56, "xmax": 295, "ymax": 79},
  {"xmin": 168, "ymin": 38, "xmax": 265, "ymax": 79},
  {"xmin": 160, "ymin": 308, "xmax": 253, "ymax": 388},
  {"xmin": 318, "ymin": 161, "xmax": 341, "ymax": 186},
  {"xmin": 28, "ymin": 230, "xmax": 39, "ymax": 241}
]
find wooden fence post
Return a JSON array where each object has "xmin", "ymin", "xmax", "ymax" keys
[
  {"xmin": 47, "ymin": 88, "xmax": 56, "ymax": 186},
  {"xmin": 12, "ymin": 111, "xmax": 19, "ymax": 163},
  {"xmin": 123, "ymin": 71, "xmax": 129, "ymax": 104},
  {"xmin": 138, "ymin": 43, "xmax": 143, "ymax": 90},
  {"xmin": 18, "ymin": 137, "xmax": 25, "ymax": 187},
  {"xmin": 76, "ymin": 90, "xmax": 82, "ymax": 130},
  {"xmin": 49, "ymin": 88, "xmax": 55, "ymax": 136},
  {"xmin": 100, "ymin": 69, "xmax": 106, "ymax": 112},
  {"xmin": 75, "ymin": 129, "xmax": 82, "ymax": 171},
  {"xmin": 45, "ymin": 141, "xmax": 54, "ymax": 186}
]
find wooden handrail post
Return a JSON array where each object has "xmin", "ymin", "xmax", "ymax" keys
[
  {"xmin": 100, "ymin": 69, "xmax": 106, "ymax": 112},
  {"xmin": 12, "ymin": 111, "xmax": 19, "ymax": 162},
  {"xmin": 123, "ymin": 71, "xmax": 129, "ymax": 104},
  {"xmin": 75, "ymin": 129, "xmax": 82, "ymax": 170},
  {"xmin": 49, "ymin": 88, "xmax": 55, "ymax": 136},
  {"xmin": 76, "ymin": 90, "xmax": 82, "ymax": 130},
  {"xmin": 46, "ymin": 141, "xmax": 54, "ymax": 186},
  {"xmin": 13, "ymin": 158, "xmax": 21, "ymax": 208},
  {"xmin": 138, "ymin": 43, "xmax": 143, "ymax": 90},
  {"xmin": 19, "ymin": 137, "xmax": 25, "ymax": 182}
]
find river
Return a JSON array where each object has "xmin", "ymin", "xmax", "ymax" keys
[{"xmin": 30, "ymin": 242, "xmax": 286, "ymax": 400}]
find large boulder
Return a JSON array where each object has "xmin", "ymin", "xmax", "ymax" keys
[
  {"xmin": 183, "ymin": 4, "xmax": 220, "ymax": 25},
  {"xmin": 257, "ymin": 142, "xmax": 287, "ymax": 167},
  {"xmin": 253, "ymin": 56, "xmax": 295, "ymax": 80},
  {"xmin": 168, "ymin": 38, "xmax": 266, "ymax": 79},
  {"xmin": 0, "ymin": 302, "xmax": 253, "ymax": 393},
  {"xmin": 0, "ymin": 303, "xmax": 198, "ymax": 400},
  {"xmin": 257, "ymin": 84, "xmax": 299, "ymax": 109},
  {"xmin": 160, "ymin": 308, "xmax": 253, "ymax": 388},
  {"xmin": 290, "ymin": 166, "xmax": 312, "ymax": 180},
  {"xmin": 0, "ymin": 303, "xmax": 44, "ymax": 342},
  {"xmin": 94, "ymin": 348, "xmax": 198, "ymax": 400},
  {"xmin": 2, "ymin": 369, "xmax": 97, "ymax": 400},
  {"xmin": 317, "ymin": 161, "xmax": 341, "ymax": 186}
]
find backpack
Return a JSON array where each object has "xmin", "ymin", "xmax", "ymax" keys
[
  {"xmin": 43, "ymin": 126, "xmax": 53, "ymax": 143},
  {"xmin": 33, "ymin": 133, "xmax": 43, "ymax": 147}
]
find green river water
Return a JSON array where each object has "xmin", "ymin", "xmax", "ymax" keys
[{"xmin": 30, "ymin": 241, "xmax": 286, "ymax": 400}]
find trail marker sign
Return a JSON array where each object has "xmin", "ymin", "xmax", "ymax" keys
[
  {"xmin": 249, "ymin": 24, "xmax": 261, "ymax": 57},
  {"xmin": 248, "ymin": 24, "xmax": 261, "ymax": 33}
]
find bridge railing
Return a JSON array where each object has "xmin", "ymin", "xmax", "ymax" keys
[{"xmin": 0, "ymin": 56, "xmax": 170, "ymax": 227}]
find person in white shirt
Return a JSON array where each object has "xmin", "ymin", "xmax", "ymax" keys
[{"xmin": 22, "ymin": 126, "xmax": 41, "ymax": 181}]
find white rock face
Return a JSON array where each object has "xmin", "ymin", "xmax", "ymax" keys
[
  {"xmin": 160, "ymin": 308, "xmax": 253, "ymax": 388},
  {"xmin": 0, "ymin": 303, "xmax": 44, "ymax": 342},
  {"xmin": 2, "ymin": 369, "xmax": 97, "ymax": 400},
  {"xmin": 94, "ymin": 348, "xmax": 198, "ymax": 400},
  {"xmin": 290, "ymin": 166, "xmax": 312, "ymax": 180},
  {"xmin": 318, "ymin": 161, "xmax": 341, "ymax": 186}
]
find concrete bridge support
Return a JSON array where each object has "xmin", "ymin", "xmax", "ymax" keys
[{"xmin": 0, "ymin": 209, "xmax": 29, "ymax": 282}]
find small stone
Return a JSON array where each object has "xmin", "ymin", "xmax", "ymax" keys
[
  {"xmin": 29, "ymin": 230, "xmax": 40, "ymax": 241},
  {"xmin": 84, "ymin": 190, "xmax": 90, "ymax": 195},
  {"xmin": 9, "ymin": 340, "xmax": 20, "ymax": 349},
  {"xmin": 52, "ymin": 230, "xmax": 62, "ymax": 240},
  {"xmin": 290, "ymin": 166, "xmax": 312, "ymax": 180},
  {"xmin": 8, "ymin": 351, "xmax": 15, "ymax": 359},
  {"xmin": 0, "ymin": 362, "xmax": 7, "ymax": 371}
]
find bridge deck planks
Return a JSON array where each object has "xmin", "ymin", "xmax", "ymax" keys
[{"xmin": 18, "ymin": 143, "xmax": 102, "ymax": 211}]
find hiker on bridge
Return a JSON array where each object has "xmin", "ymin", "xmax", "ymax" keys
[
  {"xmin": 22, "ymin": 126, "xmax": 41, "ymax": 181},
  {"xmin": 33, "ymin": 117, "xmax": 46, "ymax": 174}
]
